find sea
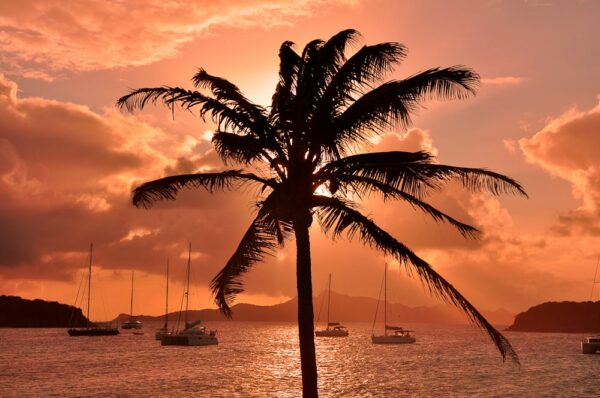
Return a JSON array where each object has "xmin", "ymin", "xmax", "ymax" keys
[{"xmin": 1, "ymin": 322, "xmax": 599, "ymax": 397}]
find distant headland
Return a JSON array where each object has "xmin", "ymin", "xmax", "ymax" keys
[
  {"xmin": 0, "ymin": 295, "xmax": 88, "ymax": 328},
  {"xmin": 507, "ymin": 301, "xmax": 600, "ymax": 333}
]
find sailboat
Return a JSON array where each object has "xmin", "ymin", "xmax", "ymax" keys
[
  {"xmin": 160, "ymin": 243, "xmax": 218, "ymax": 346},
  {"xmin": 68, "ymin": 243, "xmax": 119, "ymax": 336},
  {"xmin": 155, "ymin": 258, "xmax": 172, "ymax": 340},
  {"xmin": 122, "ymin": 271, "xmax": 142, "ymax": 329},
  {"xmin": 582, "ymin": 256, "xmax": 600, "ymax": 354},
  {"xmin": 315, "ymin": 274, "xmax": 349, "ymax": 337},
  {"xmin": 371, "ymin": 263, "xmax": 415, "ymax": 344}
]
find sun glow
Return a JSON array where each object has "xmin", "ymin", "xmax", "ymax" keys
[{"xmin": 314, "ymin": 184, "xmax": 331, "ymax": 197}]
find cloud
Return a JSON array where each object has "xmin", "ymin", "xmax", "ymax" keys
[
  {"xmin": 1, "ymin": 78, "xmax": 591, "ymax": 317},
  {"xmin": 481, "ymin": 76, "xmax": 526, "ymax": 86},
  {"xmin": 0, "ymin": 0, "xmax": 356, "ymax": 79},
  {"xmin": 0, "ymin": 74, "xmax": 255, "ymax": 286},
  {"xmin": 519, "ymin": 97, "xmax": 600, "ymax": 235},
  {"xmin": 503, "ymin": 138, "xmax": 517, "ymax": 153}
]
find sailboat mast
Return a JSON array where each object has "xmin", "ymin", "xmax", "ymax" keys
[
  {"xmin": 129, "ymin": 271, "xmax": 134, "ymax": 321},
  {"xmin": 327, "ymin": 273, "xmax": 331, "ymax": 327},
  {"xmin": 384, "ymin": 263, "xmax": 387, "ymax": 336},
  {"xmin": 165, "ymin": 258, "xmax": 169, "ymax": 328},
  {"xmin": 185, "ymin": 242, "xmax": 191, "ymax": 325},
  {"xmin": 87, "ymin": 243, "xmax": 93, "ymax": 326}
]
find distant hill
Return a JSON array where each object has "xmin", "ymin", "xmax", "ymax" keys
[
  {"xmin": 507, "ymin": 301, "xmax": 600, "ymax": 333},
  {"xmin": 114, "ymin": 291, "xmax": 514, "ymax": 326},
  {"xmin": 0, "ymin": 295, "xmax": 89, "ymax": 327}
]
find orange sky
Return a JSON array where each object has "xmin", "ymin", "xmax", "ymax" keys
[{"xmin": 1, "ymin": 0, "xmax": 600, "ymax": 320}]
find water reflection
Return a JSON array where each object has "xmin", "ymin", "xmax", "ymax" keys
[{"xmin": 1, "ymin": 322, "xmax": 600, "ymax": 397}]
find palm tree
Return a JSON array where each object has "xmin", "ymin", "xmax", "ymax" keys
[{"xmin": 118, "ymin": 29, "xmax": 526, "ymax": 397}]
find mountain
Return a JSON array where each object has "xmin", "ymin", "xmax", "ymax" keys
[
  {"xmin": 507, "ymin": 301, "xmax": 600, "ymax": 333},
  {"xmin": 114, "ymin": 291, "xmax": 514, "ymax": 326},
  {"xmin": 0, "ymin": 295, "xmax": 89, "ymax": 327}
]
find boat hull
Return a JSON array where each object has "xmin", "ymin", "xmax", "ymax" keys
[
  {"xmin": 161, "ymin": 334, "xmax": 218, "ymax": 346},
  {"xmin": 68, "ymin": 328, "xmax": 119, "ymax": 336},
  {"xmin": 371, "ymin": 335, "xmax": 416, "ymax": 344},
  {"xmin": 121, "ymin": 322, "xmax": 143, "ymax": 329},
  {"xmin": 581, "ymin": 342, "xmax": 600, "ymax": 354},
  {"xmin": 315, "ymin": 330, "xmax": 349, "ymax": 337},
  {"xmin": 155, "ymin": 329, "xmax": 172, "ymax": 341}
]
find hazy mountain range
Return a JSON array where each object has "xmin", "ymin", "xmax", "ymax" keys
[{"xmin": 114, "ymin": 291, "xmax": 515, "ymax": 326}]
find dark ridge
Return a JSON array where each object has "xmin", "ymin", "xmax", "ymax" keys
[
  {"xmin": 507, "ymin": 301, "xmax": 600, "ymax": 333},
  {"xmin": 0, "ymin": 295, "xmax": 88, "ymax": 328}
]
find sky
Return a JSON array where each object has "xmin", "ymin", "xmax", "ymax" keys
[{"xmin": 1, "ymin": 0, "xmax": 600, "ymax": 320}]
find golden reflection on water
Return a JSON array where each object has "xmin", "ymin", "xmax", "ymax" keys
[{"xmin": 2, "ymin": 322, "xmax": 600, "ymax": 397}]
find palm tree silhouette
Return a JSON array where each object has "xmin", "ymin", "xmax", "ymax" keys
[{"xmin": 118, "ymin": 29, "xmax": 526, "ymax": 397}]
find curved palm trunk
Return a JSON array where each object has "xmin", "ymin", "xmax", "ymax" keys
[{"xmin": 294, "ymin": 216, "xmax": 318, "ymax": 398}]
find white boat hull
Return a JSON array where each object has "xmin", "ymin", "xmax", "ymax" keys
[
  {"xmin": 371, "ymin": 335, "xmax": 416, "ymax": 344},
  {"xmin": 315, "ymin": 329, "xmax": 349, "ymax": 337}
]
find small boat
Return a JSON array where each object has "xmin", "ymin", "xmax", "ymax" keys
[
  {"xmin": 371, "ymin": 326, "xmax": 416, "ymax": 344},
  {"xmin": 122, "ymin": 271, "xmax": 142, "ymax": 329},
  {"xmin": 161, "ymin": 320, "xmax": 217, "ymax": 346},
  {"xmin": 315, "ymin": 274, "xmax": 348, "ymax": 337},
  {"xmin": 316, "ymin": 323, "xmax": 349, "ymax": 337},
  {"xmin": 68, "ymin": 244, "xmax": 119, "ymax": 337},
  {"xmin": 155, "ymin": 258, "xmax": 173, "ymax": 340},
  {"xmin": 371, "ymin": 263, "xmax": 415, "ymax": 345},
  {"xmin": 132, "ymin": 331, "xmax": 144, "ymax": 336},
  {"xmin": 582, "ymin": 257, "xmax": 600, "ymax": 354},
  {"xmin": 581, "ymin": 336, "xmax": 600, "ymax": 354},
  {"xmin": 122, "ymin": 319, "xmax": 142, "ymax": 330},
  {"xmin": 160, "ymin": 243, "xmax": 217, "ymax": 346}
]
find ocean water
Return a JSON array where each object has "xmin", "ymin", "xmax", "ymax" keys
[{"xmin": 1, "ymin": 322, "xmax": 599, "ymax": 397}]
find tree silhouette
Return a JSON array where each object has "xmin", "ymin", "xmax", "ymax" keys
[{"xmin": 118, "ymin": 29, "xmax": 526, "ymax": 397}]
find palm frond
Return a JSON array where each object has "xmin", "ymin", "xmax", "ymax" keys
[
  {"xmin": 320, "ymin": 151, "xmax": 436, "ymax": 197},
  {"xmin": 320, "ymin": 151, "xmax": 527, "ymax": 198},
  {"xmin": 426, "ymin": 165, "xmax": 528, "ymax": 197},
  {"xmin": 314, "ymin": 42, "xmax": 407, "ymax": 121},
  {"xmin": 211, "ymin": 192, "xmax": 291, "ymax": 316},
  {"xmin": 308, "ymin": 42, "xmax": 407, "ymax": 160},
  {"xmin": 317, "ymin": 173, "xmax": 480, "ymax": 238},
  {"xmin": 399, "ymin": 66, "xmax": 480, "ymax": 101},
  {"xmin": 212, "ymin": 131, "xmax": 271, "ymax": 165},
  {"xmin": 132, "ymin": 170, "xmax": 274, "ymax": 208},
  {"xmin": 313, "ymin": 195, "xmax": 519, "ymax": 363},
  {"xmin": 271, "ymin": 41, "xmax": 301, "ymax": 120},
  {"xmin": 192, "ymin": 69, "xmax": 269, "ymax": 132},
  {"xmin": 329, "ymin": 80, "xmax": 421, "ymax": 147},
  {"xmin": 117, "ymin": 86, "xmax": 195, "ymax": 112},
  {"xmin": 309, "ymin": 29, "xmax": 362, "ymax": 101},
  {"xmin": 117, "ymin": 86, "xmax": 263, "ymax": 137},
  {"xmin": 210, "ymin": 215, "xmax": 279, "ymax": 317},
  {"xmin": 328, "ymin": 67, "xmax": 479, "ymax": 150}
]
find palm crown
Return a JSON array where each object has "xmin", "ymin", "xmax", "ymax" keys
[{"xmin": 118, "ymin": 29, "xmax": 525, "ymax": 364}]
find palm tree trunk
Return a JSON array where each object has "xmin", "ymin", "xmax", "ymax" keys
[{"xmin": 294, "ymin": 214, "xmax": 318, "ymax": 398}]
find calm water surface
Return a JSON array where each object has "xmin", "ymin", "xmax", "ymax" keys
[{"xmin": 1, "ymin": 322, "xmax": 599, "ymax": 397}]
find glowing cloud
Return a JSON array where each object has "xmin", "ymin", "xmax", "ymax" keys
[
  {"xmin": 481, "ymin": 76, "xmax": 526, "ymax": 86},
  {"xmin": 0, "ymin": 0, "xmax": 357, "ymax": 78},
  {"xmin": 520, "ymin": 97, "xmax": 600, "ymax": 235}
]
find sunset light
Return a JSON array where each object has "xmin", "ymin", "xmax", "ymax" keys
[{"xmin": 1, "ymin": 1, "xmax": 600, "ymax": 397}]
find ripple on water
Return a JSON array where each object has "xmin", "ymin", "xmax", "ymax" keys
[{"xmin": 1, "ymin": 322, "xmax": 600, "ymax": 397}]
